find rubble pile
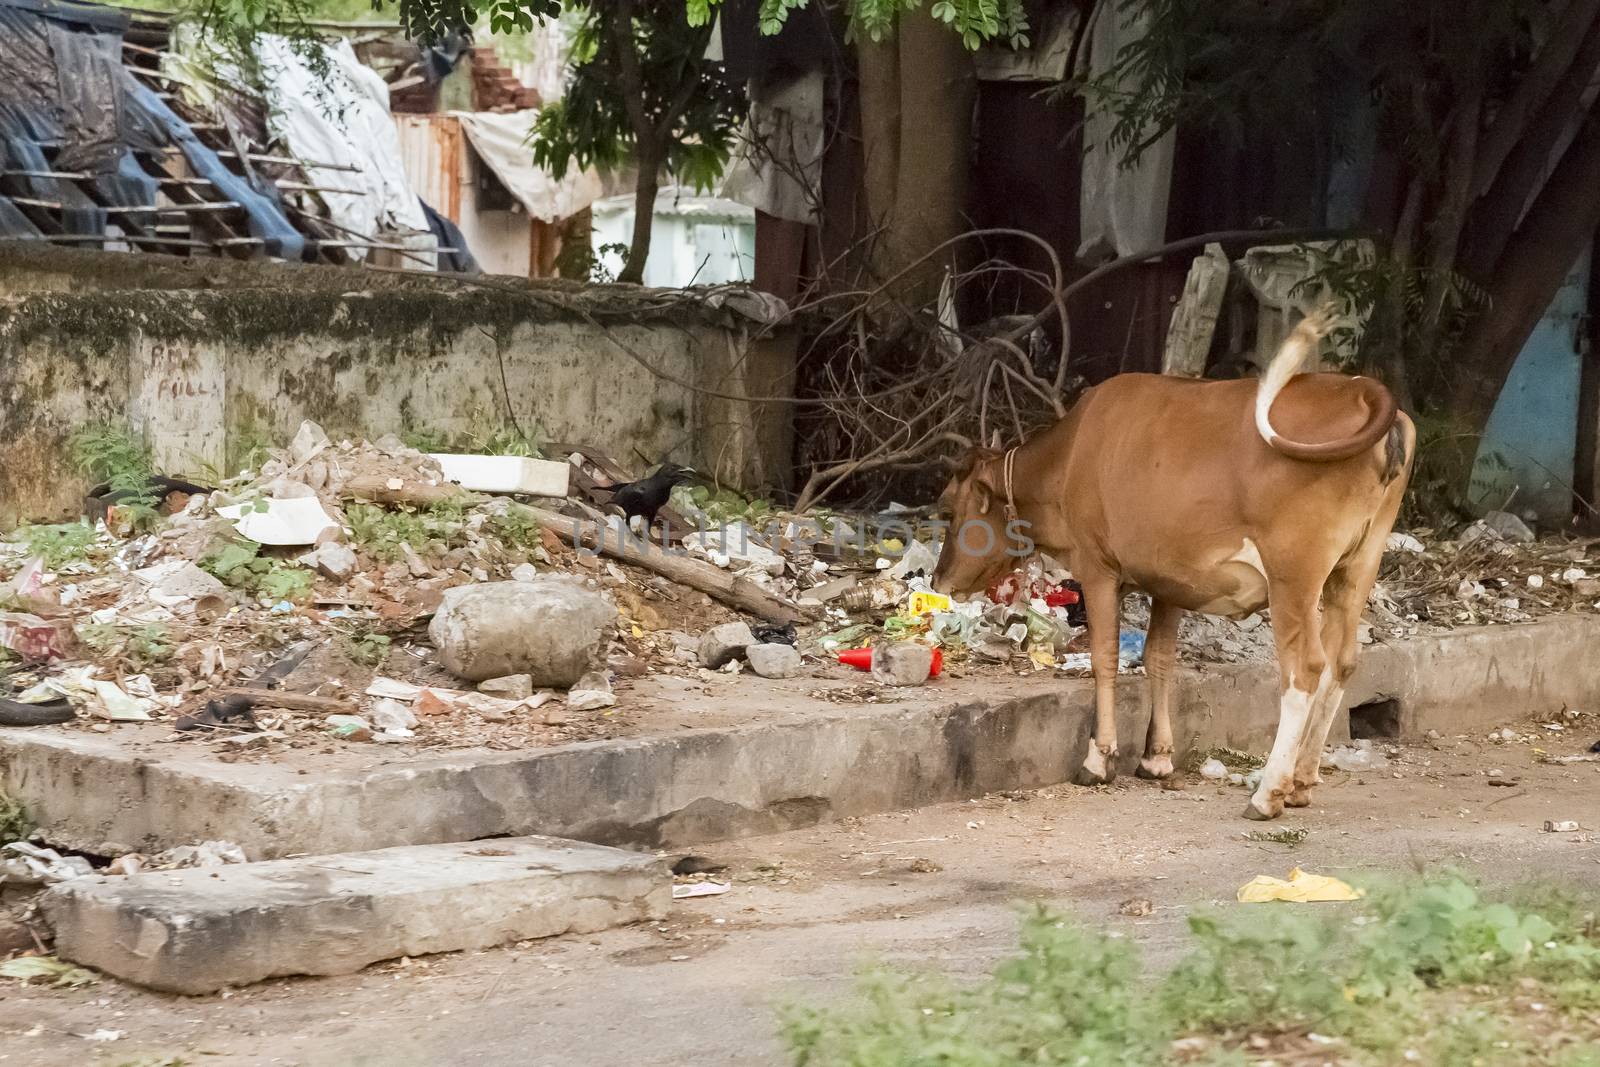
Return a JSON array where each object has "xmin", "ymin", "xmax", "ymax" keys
[{"xmin": 2, "ymin": 426, "xmax": 1597, "ymax": 764}]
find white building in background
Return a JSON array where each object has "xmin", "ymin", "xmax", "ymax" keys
[{"xmin": 590, "ymin": 186, "xmax": 755, "ymax": 288}]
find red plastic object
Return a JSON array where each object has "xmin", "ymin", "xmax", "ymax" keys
[
  {"xmin": 837, "ymin": 647, "xmax": 874, "ymax": 670},
  {"xmin": 1043, "ymin": 588, "xmax": 1081, "ymax": 608},
  {"xmin": 837, "ymin": 645, "xmax": 943, "ymax": 678}
]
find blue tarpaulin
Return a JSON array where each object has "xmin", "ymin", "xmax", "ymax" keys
[{"xmin": 0, "ymin": 0, "xmax": 304, "ymax": 258}]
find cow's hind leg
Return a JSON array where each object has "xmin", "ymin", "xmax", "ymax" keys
[
  {"xmin": 1246, "ymin": 580, "xmax": 1330, "ymax": 821},
  {"xmin": 1074, "ymin": 569, "xmax": 1122, "ymax": 786},
  {"xmin": 1289, "ymin": 519, "xmax": 1399, "ymax": 807},
  {"xmin": 1136, "ymin": 599, "xmax": 1184, "ymax": 779}
]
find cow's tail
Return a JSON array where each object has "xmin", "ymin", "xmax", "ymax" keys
[{"xmin": 1254, "ymin": 307, "xmax": 1398, "ymax": 463}]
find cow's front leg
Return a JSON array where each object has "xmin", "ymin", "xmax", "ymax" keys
[
  {"xmin": 1074, "ymin": 571, "xmax": 1122, "ymax": 786},
  {"xmin": 1137, "ymin": 599, "xmax": 1183, "ymax": 779}
]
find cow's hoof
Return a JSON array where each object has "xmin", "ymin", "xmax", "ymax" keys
[
  {"xmin": 1075, "ymin": 745, "xmax": 1115, "ymax": 786},
  {"xmin": 1136, "ymin": 755, "xmax": 1174, "ymax": 779},
  {"xmin": 1242, "ymin": 797, "xmax": 1281, "ymax": 821},
  {"xmin": 1284, "ymin": 788, "xmax": 1313, "ymax": 808}
]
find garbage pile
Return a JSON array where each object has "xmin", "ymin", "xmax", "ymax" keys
[
  {"xmin": 3, "ymin": 423, "xmax": 1597, "ymax": 754},
  {"xmin": 1374, "ymin": 513, "xmax": 1600, "ymax": 633}
]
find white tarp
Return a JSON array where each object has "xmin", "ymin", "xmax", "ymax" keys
[
  {"xmin": 1076, "ymin": 0, "xmax": 1175, "ymax": 263},
  {"xmin": 454, "ymin": 110, "xmax": 603, "ymax": 222},
  {"xmin": 253, "ymin": 35, "xmax": 429, "ymax": 251}
]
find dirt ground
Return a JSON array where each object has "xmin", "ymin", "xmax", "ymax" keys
[{"xmin": 3, "ymin": 713, "xmax": 1600, "ymax": 1067}]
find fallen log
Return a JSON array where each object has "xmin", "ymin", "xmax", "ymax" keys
[
  {"xmin": 523, "ymin": 506, "xmax": 816, "ymax": 625},
  {"xmin": 342, "ymin": 475, "xmax": 468, "ymax": 507}
]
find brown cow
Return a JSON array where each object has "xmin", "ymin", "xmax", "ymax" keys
[{"xmin": 931, "ymin": 311, "xmax": 1414, "ymax": 820}]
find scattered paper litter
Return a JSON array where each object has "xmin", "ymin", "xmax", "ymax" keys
[
  {"xmin": 672, "ymin": 882, "xmax": 732, "ymax": 899},
  {"xmin": 1237, "ymin": 868, "xmax": 1363, "ymax": 904}
]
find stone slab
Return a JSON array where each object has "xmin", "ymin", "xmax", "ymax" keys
[{"xmin": 42, "ymin": 836, "xmax": 668, "ymax": 994}]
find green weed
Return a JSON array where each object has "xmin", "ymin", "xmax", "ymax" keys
[
  {"xmin": 0, "ymin": 792, "xmax": 30, "ymax": 842},
  {"xmin": 339, "ymin": 626, "xmax": 391, "ymax": 668},
  {"xmin": 346, "ymin": 501, "xmax": 465, "ymax": 563},
  {"xmin": 13, "ymin": 522, "xmax": 99, "ymax": 568},
  {"xmin": 485, "ymin": 503, "xmax": 542, "ymax": 552},
  {"xmin": 785, "ymin": 875, "xmax": 1600, "ymax": 1067},
  {"xmin": 199, "ymin": 541, "xmax": 314, "ymax": 603},
  {"xmin": 77, "ymin": 622, "xmax": 173, "ymax": 671},
  {"xmin": 67, "ymin": 422, "xmax": 161, "ymax": 528}
]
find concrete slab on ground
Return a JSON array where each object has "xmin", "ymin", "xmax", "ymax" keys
[
  {"xmin": 2, "ymin": 615, "xmax": 1597, "ymax": 860},
  {"xmin": 41, "ymin": 836, "xmax": 669, "ymax": 994}
]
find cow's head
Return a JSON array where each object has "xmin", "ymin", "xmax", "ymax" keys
[{"xmin": 931, "ymin": 446, "xmax": 1016, "ymax": 596}]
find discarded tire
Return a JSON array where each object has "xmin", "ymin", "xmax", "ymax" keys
[
  {"xmin": 0, "ymin": 698, "xmax": 74, "ymax": 727},
  {"xmin": 429, "ymin": 578, "xmax": 613, "ymax": 686}
]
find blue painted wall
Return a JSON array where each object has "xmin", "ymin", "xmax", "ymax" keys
[{"xmin": 1470, "ymin": 246, "xmax": 1591, "ymax": 523}]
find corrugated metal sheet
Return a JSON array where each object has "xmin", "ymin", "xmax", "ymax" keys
[{"xmin": 394, "ymin": 114, "xmax": 464, "ymax": 222}]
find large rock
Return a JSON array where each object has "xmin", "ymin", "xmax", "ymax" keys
[
  {"xmin": 871, "ymin": 642, "xmax": 934, "ymax": 687},
  {"xmin": 42, "ymin": 836, "xmax": 668, "ymax": 994},
  {"xmin": 430, "ymin": 579, "xmax": 613, "ymax": 685},
  {"xmin": 746, "ymin": 642, "xmax": 803, "ymax": 679},
  {"xmin": 698, "ymin": 621, "xmax": 756, "ymax": 668}
]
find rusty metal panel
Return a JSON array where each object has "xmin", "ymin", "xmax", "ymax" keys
[
  {"xmin": 1065, "ymin": 261, "xmax": 1190, "ymax": 383},
  {"xmin": 394, "ymin": 114, "xmax": 464, "ymax": 222}
]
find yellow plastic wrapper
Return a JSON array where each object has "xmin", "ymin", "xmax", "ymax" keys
[
  {"xmin": 906, "ymin": 590, "xmax": 952, "ymax": 616},
  {"xmin": 1236, "ymin": 867, "xmax": 1364, "ymax": 904}
]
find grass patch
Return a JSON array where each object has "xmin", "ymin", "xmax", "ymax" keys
[
  {"xmin": 784, "ymin": 875, "xmax": 1600, "ymax": 1066},
  {"xmin": 484, "ymin": 502, "xmax": 542, "ymax": 552}
]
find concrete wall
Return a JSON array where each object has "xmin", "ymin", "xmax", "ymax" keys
[{"xmin": 0, "ymin": 243, "xmax": 794, "ymax": 524}]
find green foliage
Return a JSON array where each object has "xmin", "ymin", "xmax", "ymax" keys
[
  {"xmin": 200, "ymin": 540, "xmax": 315, "ymax": 602},
  {"xmin": 530, "ymin": 2, "xmax": 743, "ymax": 196},
  {"xmin": 1289, "ymin": 240, "xmax": 1490, "ymax": 371},
  {"xmin": 0, "ymin": 792, "xmax": 30, "ymax": 843},
  {"xmin": 77, "ymin": 623, "xmax": 175, "ymax": 671},
  {"xmin": 676, "ymin": 483, "xmax": 773, "ymax": 524},
  {"xmin": 401, "ymin": 412, "xmax": 543, "ymax": 458},
  {"xmin": 789, "ymin": 876, "xmax": 1600, "ymax": 1066},
  {"xmin": 1075, "ymin": 0, "xmax": 1542, "ymax": 171},
  {"xmin": 14, "ymin": 522, "xmax": 99, "ymax": 568},
  {"xmin": 485, "ymin": 503, "xmax": 543, "ymax": 550},
  {"xmin": 67, "ymin": 422, "xmax": 160, "ymax": 527},
  {"xmin": 783, "ymin": 906, "xmax": 1163, "ymax": 1067},
  {"xmin": 346, "ymin": 501, "xmax": 466, "ymax": 562},
  {"xmin": 338, "ymin": 625, "xmax": 392, "ymax": 668}
]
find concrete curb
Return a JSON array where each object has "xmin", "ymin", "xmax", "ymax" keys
[{"xmin": 3, "ymin": 615, "xmax": 1597, "ymax": 858}]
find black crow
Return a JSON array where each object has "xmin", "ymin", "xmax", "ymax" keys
[{"xmin": 603, "ymin": 463, "xmax": 696, "ymax": 532}]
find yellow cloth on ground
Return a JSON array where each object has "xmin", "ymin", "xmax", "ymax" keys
[{"xmin": 1237, "ymin": 867, "xmax": 1363, "ymax": 903}]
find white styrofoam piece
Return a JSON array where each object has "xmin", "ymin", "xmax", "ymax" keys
[{"xmin": 429, "ymin": 454, "xmax": 570, "ymax": 497}]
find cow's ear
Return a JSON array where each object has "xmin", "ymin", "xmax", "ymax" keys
[
  {"xmin": 989, "ymin": 430, "xmax": 1003, "ymax": 451},
  {"xmin": 971, "ymin": 476, "xmax": 994, "ymax": 514}
]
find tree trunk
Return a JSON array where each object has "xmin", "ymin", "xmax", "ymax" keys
[
  {"xmin": 1450, "ymin": 104, "xmax": 1600, "ymax": 439},
  {"xmin": 1462, "ymin": 14, "xmax": 1600, "ymax": 280},
  {"xmin": 620, "ymin": 146, "xmax": 659, "ymax": 285},
  {"xmin": 855, "ymin": 8, "xmax": 975, "ymax": 311}
]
